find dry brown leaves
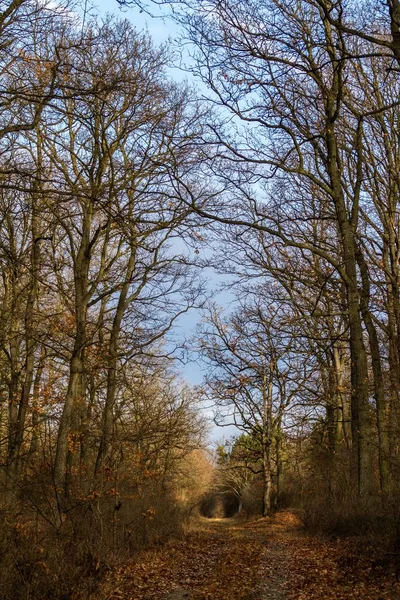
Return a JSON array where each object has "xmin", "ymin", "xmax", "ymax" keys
[
  {"xmin": 99, "ymin": 525, "xmax": 264, "ymax": 600},
  {"xmin": 92, "ymin": 512, "xmax": 400, "ymax": 600},
  {"xmin": 284, "ymin": 533, "xmax": 400, "ymax": 599}
]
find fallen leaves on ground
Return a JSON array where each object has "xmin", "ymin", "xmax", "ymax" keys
[
  {"xmin": 99, "ymin": 525, "xmax": 264, "ymax": 600},
  {"xmin": 284, "ymin": 532, "xmax": 400, "ymax": 599},
  {"xmin": 91, "ymin": 512, "xmax": 400, "ymax": 600}
]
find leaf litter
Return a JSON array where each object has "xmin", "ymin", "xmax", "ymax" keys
[{"xmin": 91, "ymin": 511, "xmax": 400, "ymax": 600}]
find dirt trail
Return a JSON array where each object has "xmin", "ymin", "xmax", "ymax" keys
[{"xmin": 97, "ymin": 512, "xmax": 400, "ymax": 600}]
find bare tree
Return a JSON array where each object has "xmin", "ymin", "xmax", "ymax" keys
[{"xmin": 198, "ymin": 300, "xmax": 309, "ymax": 515}]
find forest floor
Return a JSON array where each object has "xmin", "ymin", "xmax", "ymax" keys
[{"xmin": 94, "ymin": 511, "xmax": 400, "ymax": 600}]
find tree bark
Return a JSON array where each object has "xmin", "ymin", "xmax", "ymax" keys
[
  {"xmin": 54, "ymin": 204, "xmax": 91, "ymax": 491},
  {"xmin": 357, "ymin": 246, "xmax": 390, "ymax": 493},
  {"xmin": 95, "ymin": 244, "xmax": 137, "ymax": 475}
]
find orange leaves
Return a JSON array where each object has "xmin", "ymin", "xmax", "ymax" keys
[
  {"xmin": 142, "ymin": 508, "xmax": 156, "ymax": 520},
  {"xmin": 97, "ymin": 519, "xmax": 274, "ymax": 600},
  {"xmin": 284, "ymin": 530, "xmax": 400, "ymax": 600},
  {"xmin": 50, "ymin": 311, "xmax": 76, "ymax": 336},
  {"xmin": 94, "ymin": 512, "xmax": 400, "ymax": 600},
  {"xmin": 84, "ymin": 490, "xmax": 100, "ymax": 501},
  {"xmin": 34, "ymin": 59, "xmax": 54, "ymax": 84}
]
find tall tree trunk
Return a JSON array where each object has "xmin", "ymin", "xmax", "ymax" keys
[
  {"xmin": 325, "ymin": 120, "xmax": 371, "ymax": 495},
  {"xmin": 261, "ymin": 366, "xmax": 274, "ymax": 516},
  {"xmin": 262, "ymin": 438, "xmax": 271, "ymax": 517},
  {"xmin": 357, "ymin": 247, "xmax": 390, "ymax": 493},
  {"xmin": 274, "ymin": 414, "xmax": 283, "ymax": 510},
  {"xmin": 95, "ymin": 245, "xmax": 137, "ymax": 475},
  {"xmin": 54, "ymin": 209, "xmax": 91, "ymax": 492},
  {"xmin": 332, "ymin": 345, "xmax": 351, "ymax": 452},
  {"xmin": 383, "ymin": 227, "xmax": 400, "ymax": 482},
  {"xmin": 28, "ymin": 345, "xmax": 45, "ymax": 461},
  {"xmin": 7, "ymin": 178, "xmax": 41, "ymax": 480}
]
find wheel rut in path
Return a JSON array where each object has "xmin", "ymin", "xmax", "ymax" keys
[
  {"xmin": 98, "ymin": 511, "xmax": 400, "ymax": 599},
  {"xmin": 102, "ymin": 512, "xmax": 300, "ymax": 600}
]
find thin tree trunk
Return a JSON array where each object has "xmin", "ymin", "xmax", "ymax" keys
[
  {"xmin": 274, "ymin": 418, "xmax": 283, "ymax": 510},
  {"xmin": 325, "ymin": 120, "xmax": 371, "ymax": 495},
  {"xmin": 8, "ymin": 180, "xmax": 41, "ymax": 480},
  {"xmin": 261, "ymin": 366, "xmax": 274, "ymax": 516},
  {"xmin": 28, "ymin": 345, "xmax": 45, "ymax": 460}
]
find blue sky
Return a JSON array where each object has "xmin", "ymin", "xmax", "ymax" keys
[
  {"xmin": 87, "ymin": 0, "xmax": 238, "ymax": 442},
  {"xmin": 92, "ymin": 0, "xmax": 174, "ymax": 44},
  {"xmin": 92, "ymin": 0, "xmax": 205, "ymax": 377}
]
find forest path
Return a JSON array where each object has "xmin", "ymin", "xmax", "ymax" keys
[{"xmin": 99, "ymin": 511, "xmax": 400, "ymax": 600}]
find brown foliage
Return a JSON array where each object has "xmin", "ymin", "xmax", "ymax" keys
[{"xmin": 89, "ymin": 511, "xmax": 400, "ymax": 600}]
